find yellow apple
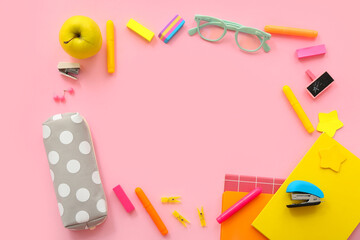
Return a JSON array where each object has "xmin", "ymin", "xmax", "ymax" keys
[{"xmin": 59, "ymin": 16, "xmax": 102, "ymax": 59}]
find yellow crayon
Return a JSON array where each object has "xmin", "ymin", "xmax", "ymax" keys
[
  {"xmin": 106, "ymin": 20, "xmax": 115, "ymax": 73},
  {"xmin": 283, "ymin": 85, "xmax": 314, "ymax": 133}
]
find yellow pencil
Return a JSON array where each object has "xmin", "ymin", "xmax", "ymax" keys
[
  {"xmin": 106, "ymin": 20, "xmax": 115, "ymax": 73},
  {"xmin": 283, "ymin": 85, "xmax": 314, "ymax": 133}
]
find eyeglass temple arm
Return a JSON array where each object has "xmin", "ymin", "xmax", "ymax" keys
[{"xmin": 188, "ymin": 21, "xmax": 225, "ymax": 36}]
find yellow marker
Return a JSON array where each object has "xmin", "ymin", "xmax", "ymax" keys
[
  {"xmin": 127, "ymin": 18, "xmax": 154, "ymax": 42},
  {"xmin": 161, "ymin": 196, "xmax": 181, "ymax": 203},
  {"xmin": 172, "ymin": 211, "xmax": 190, "ymax": 227},
  {"xmin": 106, "ymin": 20, "xmax": 115, "ymax": 73},
  {"xmin": 283, "ymin": 85, "xmax": 314, "ymax": 133},
  {"xmin": 197, "ymin": 207, "xmax": 206, "ymax": 227}
]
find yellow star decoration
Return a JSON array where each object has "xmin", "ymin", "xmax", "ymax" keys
[
  {"xmin": 316, "ymin": 111, "xmax": 343, "ymax": 137},
  {"xmin": 319, "ymin": 145, "xmax": 347, "ymax": 172}
]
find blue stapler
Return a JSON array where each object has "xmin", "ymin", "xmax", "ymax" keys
[{"xmin": 286, "ymin": 180, "xmax": 324, "ymax": 208}]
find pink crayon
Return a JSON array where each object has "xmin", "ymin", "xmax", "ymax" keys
[
  {"xmin": 216, "ymin": 187, "xmax": 262, "ymax": 224},
  {"xmin": 296, "ymin": 44, "xmax": 326, "ymax": 59},
  {"xmin": 113, "ymin": 184, "xmax": 135, "ymax": 213}
]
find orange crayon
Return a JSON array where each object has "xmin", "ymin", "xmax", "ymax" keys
[
  {"xmin": 264, "ymin": 25, "xmax": 318, "ymax": 38},
  {"xmin": 135, "ymin": 187, "xmax": 168, "ymax": 236}
]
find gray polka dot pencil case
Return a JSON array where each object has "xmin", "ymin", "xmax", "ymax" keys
[{"xmin": 42, "ymin": 113, "xmax": 107, "ymax": 230}]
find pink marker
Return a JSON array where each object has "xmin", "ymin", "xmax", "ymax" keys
[
  {"xmin": 216, "ymin": 187, "xmax": 262, "ymax": 224},
  {"xmin": 296, "ymin": 44, "xmax": 326, "ymax": 59},
  {"xmin": 113, "ymin": 184, "xmax": 135, "ymax": 213}
]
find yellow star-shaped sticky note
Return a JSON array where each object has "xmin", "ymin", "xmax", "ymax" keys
[
  {"xmin": 319, "ymin": 145, "xmax": 347, "ymax": 172},
  {"xmin": 316, "ymin": 111, "xmax": 343, "ymax": 137}
]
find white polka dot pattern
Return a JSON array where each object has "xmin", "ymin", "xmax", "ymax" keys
[
  {"xmin": 42, "ymin": 125, "xmax": 51, "ymax": 139},
  {"xmin": 96, "ymin": 199, "xmax": 107, "ymax": 213},
  {"xmin": 58, "ymin": 203, "xmax": 64, "ymax": 216},
  {"xmin": 92, "ymin": 171, "xmax": 101, "ymax": 184},
  {"xmin": 58, "ymin": 183, "xmax": 71, "ymax": 198},
  {"xmin": 59, "ymin": 131, "xmax": 73, "ymax": 144},
  {"xmin": 48, "ymin": 151, "xmax": 60, "ymax": 165},
  {"xmin": 71, "ymin": 113, "xmax": 83, "ymax": 123},
  {"xmin": 66, "ymin": 160, "xmax": 80, "ymax": 174},
  {"xmin": 79, "ymin": 141, "xmax": 91, "ymax": 154},
  {"xmin": 76, "ymin": 188, "xmax": 90, "ymax": 202},
  {"xmin": 75, "ymin": 211, "xmax": 90, "ymax": 223},
  {"xmin": 53, "ymin": 114, "xmax": 62, "ymax": 120},
  {"xmin": 50, "ymin": 169, "xmax": 54, "ymax": 182}
]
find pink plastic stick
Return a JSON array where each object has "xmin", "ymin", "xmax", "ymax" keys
[
  {"xmin": 216, "ymin": 187, "xmax": 262, "ymax": 224},
  {"xmin": 306, "ymin": 69, "xmax": 317, "ymax": 81},
  {"xmin": 296, "ymin": 44, "xmax": 326, "ymax": 59},
  {"xmin": 113, "ymin": 185, "xmax": 135, "ymax": 213}
]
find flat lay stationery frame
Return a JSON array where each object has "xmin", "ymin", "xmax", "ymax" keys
[{"xmin": 1, "ymin": 0, "xmax": 360, "ymax": 240}]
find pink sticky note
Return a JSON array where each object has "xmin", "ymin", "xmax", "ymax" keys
[
  {"xmin": 113, "ymin": 185, "xmax": 135, "ymax": 213},
  {"xmin": 296, "ymin": 44, "xmax": 326, "ymax": 59}
]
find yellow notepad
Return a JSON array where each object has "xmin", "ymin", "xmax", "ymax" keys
[{"xmin": 252, "ymin": 134, "xmax": 360, "ymax": 240}]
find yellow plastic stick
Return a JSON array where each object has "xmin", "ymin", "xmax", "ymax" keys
[
  {"xmin": 106, "ymin": 20, "xmax": 115, "ymax": 73},
  {"xmin": 264, "ymin": 25, "xmax": 318, "ymax": 38},
  {"xmin": 283, "ymin": 85, "xmax": 314, "ymax": 133}
]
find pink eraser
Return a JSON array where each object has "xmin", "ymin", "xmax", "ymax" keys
[
  {"xmin": 296, "ymin": 44, "xmax": 326, "ymax": 59},
  {"xmin": 113, "ymin": 185, "xmax": 135, "ymax": 213}
]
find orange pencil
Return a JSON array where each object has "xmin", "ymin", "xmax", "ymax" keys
[
  {"xmin": 135, "ymin": 187, "xmax": 168, "ymax": 236},
  {"xmin": 264, "ymin": 25, "xmax": 318, "ymax": 38}
]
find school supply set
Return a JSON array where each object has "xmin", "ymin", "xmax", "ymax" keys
[{"xmin": 45, "ymin": 12, "xmax": 359, "ymax": 239}]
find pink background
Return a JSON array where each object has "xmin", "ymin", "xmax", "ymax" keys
[{"xmin": 1, "ymin": 0, "xmax": 359, "ymax": 239}]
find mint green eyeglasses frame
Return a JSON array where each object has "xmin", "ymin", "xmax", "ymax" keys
[{"xmin": 188, "ymin": 15, "xmax": 271, "ymax": 53}]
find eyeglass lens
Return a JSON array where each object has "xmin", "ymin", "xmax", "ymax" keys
[
  {"xmin": 198, "ymin": 20, "xmax": 225, "ymax": 41},
  {"xmin": 236, "ymin": 31, "xmax": 263, "ymax": 51}
]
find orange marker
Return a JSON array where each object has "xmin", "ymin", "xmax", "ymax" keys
[
  {"xmin": 135, "ymin": 187, "xmax": 168, "ymax": 236},
  {"xmin": 264, "ymin": 25, "xmax": 318, "ymax": 38}
]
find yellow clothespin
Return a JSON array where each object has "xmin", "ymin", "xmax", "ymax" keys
[
  {"xmin": 197, "ymin": 207, "xmax": 206, "ymax": 227},
  {"xmin": 161, "ymin": 196, "xmax": 181, "ymax": 203},
  {"xmin": 172, "ymin": 211, "xmax": 190, "ymax": 227}
]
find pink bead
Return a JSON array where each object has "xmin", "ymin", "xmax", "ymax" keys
[
  {"xmin": 67, "ymin": 87, "xmax": 75, "ymax": 94},
  {"xmin": 53, "ymin": 96, "xmax": 60, "ymax": 102},
  {"xmin": 60, "ymin": 96, "xmax": 66, "ymax": 102}
]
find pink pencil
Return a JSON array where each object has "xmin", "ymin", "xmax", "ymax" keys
[{"xmin": 216, "ymin": 187, "xmax": 262, "ymax": 224}]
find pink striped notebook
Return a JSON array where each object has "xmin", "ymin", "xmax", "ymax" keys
[{"xmin": 224, "ymin": 174, "xmax": 285, "ymax": 194}]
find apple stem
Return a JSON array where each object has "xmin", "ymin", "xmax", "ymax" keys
[
  {"xmin": 64, "ymin": 37, "xmax": 76, "ymax": 44},
  {"xmin": 64, "ymin": 33, "xmax": 80, "ymax": 44}
]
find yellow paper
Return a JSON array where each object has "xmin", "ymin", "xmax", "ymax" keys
[{"xmin": 252, "ymin": 134, "xmax": 360, "ymax": 240}]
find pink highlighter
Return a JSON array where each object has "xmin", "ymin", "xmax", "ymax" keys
[{"xmin": 216, "ymin": 187, "xmax": 262, "ymax": 224}]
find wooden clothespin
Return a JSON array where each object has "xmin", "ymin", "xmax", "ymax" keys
[
  {"xmin": 172, "ymin": 211, "xmax": 190, "ymax": 227},
  {"xmin": 161, "ymin": 196, "xmax": 181, "ymax": 203},
  {"xmin": 197, "ymin": 207, "xmax": 206, "ymax": 227},
  {"xmin": 57, "ymin": 62, "xmax": 80, "ymax": 80}
]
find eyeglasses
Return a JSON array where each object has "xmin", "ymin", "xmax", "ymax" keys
[{"xmin": 188, "ymin": 15, "xmax": 271, "ymax": 53}]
